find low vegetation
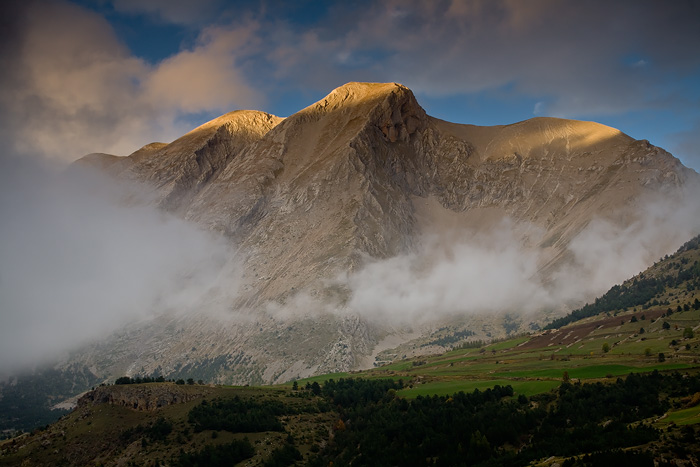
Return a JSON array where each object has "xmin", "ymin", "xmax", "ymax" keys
[
  {"xmin": 171, "ymin": 438, "xmax": 255, "ymax": 467},
  {"xmin": 0, "ymin": 384, "xmax": 335, "ymax": 466}
]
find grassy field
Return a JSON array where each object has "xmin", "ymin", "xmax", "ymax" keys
[
  {"xmin": 294, "ymin": 308, "xmax": 700, "ymax": 402},
  {"xmin": 659, "ymin": 405, "xmax": 700, "ymax": 426},
  {"xmin": 398, "ymin": 378, "xmax": 561, "ymax": 398}
]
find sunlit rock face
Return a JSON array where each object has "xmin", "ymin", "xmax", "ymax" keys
[{"xmin": 75, "ymin": 82, "xmax": 698, "ymax": 384}]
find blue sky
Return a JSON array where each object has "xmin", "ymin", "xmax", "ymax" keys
[{"xmin": 1, "ymin": 0, "xmax": 699, "ymax": 171}]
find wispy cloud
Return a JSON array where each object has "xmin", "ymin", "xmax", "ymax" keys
[
  {"xmin": 240, "ymin": 0, "xmax": 700, "ymax": 118},
  {"xmin": 110, "ymin": 0, "xmax": 225, "ymax": 26},
  {"xmin": 144, "ymin": 23, "xmax": 263, "ymax": 113},
  {"xmin": 0, "ymin": 0, "xmax": 262, "ymax": 161}
]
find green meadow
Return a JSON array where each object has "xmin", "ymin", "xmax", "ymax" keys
[
  {"xmin": 660, "ymin": 405, "xmax": 700, "ymax": 426},
  {"xmin": 296, "ymin": 308, "xmax": 700, "ymax": 402}
]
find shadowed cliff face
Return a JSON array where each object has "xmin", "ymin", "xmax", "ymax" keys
[{"xmin": 68, "ymin": 82, "xmax": 700, "ymax": 383}]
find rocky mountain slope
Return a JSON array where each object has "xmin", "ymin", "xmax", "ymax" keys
[
  {"xmin": 72, "ymin": 82, "xmax": 698, "ymax": 385},
  {"xmin": 85, "ymin": 83, "xmax": 694, "ymax": 306}
]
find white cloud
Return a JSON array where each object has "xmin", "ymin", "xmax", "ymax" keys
[
  {"xmin": 342, "ymin": 223, "xmax": 551, "ymax": 325},
  {"xmin": 340, "ymin": 186, "xmax": 700, "ymax": 326},
  {"xmin": 0, "ymin": 154, "xmax": 242, "ymax": 373},
  {"xmin": 145, "ymin": 24, "xmax": 263, "ymax": 113}
]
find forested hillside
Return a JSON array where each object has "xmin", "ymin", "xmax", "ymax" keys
[
  {"xmin": 0, "ymin": 365, "xmax": 101, "ymax": 435},
  {"xmin": 309, "ymin": 374, "xmax": 699, "ymax": 466}
]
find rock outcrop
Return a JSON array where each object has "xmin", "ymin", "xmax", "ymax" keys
[{"xmin": 78, "ymin": 384, "xmax": 214, "ymax": 411}]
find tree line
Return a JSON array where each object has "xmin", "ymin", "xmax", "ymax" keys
[{"xmin": 114, "ymin": 376, "xmax": 204, "ymax": 385}]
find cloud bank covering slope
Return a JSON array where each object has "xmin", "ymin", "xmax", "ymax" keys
[
  {"xmin": 0, "ymin": 154, "xmax": 242, "ymax": 373},
  {"xmin": 342, "ymin": 188, "xmax": 700, "ymax": 325}
]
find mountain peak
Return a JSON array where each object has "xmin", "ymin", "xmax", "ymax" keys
[
  {"xmin": 289, "ymin": 82, "xmax": 426, "ymax": 144},
  {"xmin": 184, "ymin": 110, "xmax": 282, "ymax": 137},
  {"xmin": 171, "ymin": 110, "xmax": 282, "ymax": 154},
  {"xmin": 294, "ymin": 82, "xmax": 411, "ymax": 115},
  {"xmin": 319, "ymin": 81, "xmax": 408, "ymax": 107}
]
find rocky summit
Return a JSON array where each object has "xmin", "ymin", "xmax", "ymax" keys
[{"xmin": 74, "ymin": 82, "xmax": 698, "ymax": 385}]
